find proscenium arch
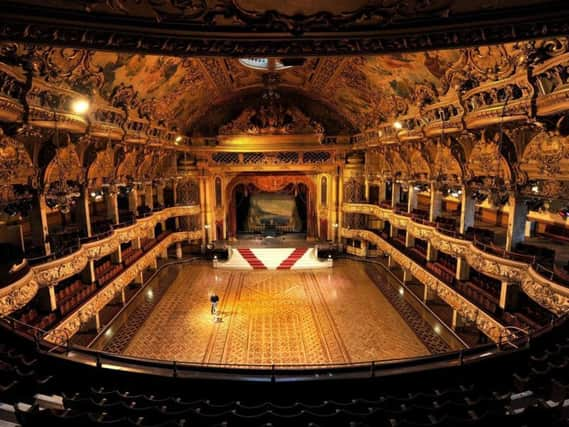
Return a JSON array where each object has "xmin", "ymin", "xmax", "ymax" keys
[{"xmin": 226, "ymin": 173, "xmax": 317, "ymax": 239}]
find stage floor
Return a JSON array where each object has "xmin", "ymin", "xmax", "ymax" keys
[{"xmin": 120, "ymin": 260, "xmax": 429, "ymax": 366}]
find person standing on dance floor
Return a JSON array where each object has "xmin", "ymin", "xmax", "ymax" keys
[{"xmin": 210, "ymin": 293, "xmax": 219, "ymax": 314}]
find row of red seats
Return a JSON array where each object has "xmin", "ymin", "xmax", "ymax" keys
[
  {"xmin": 469, "ymin": 273, "xmax": 501, "ymax": 299},
  {"xmin": 503, "ymin": 311, "xmax": 542, "ymax": 332},
  {"xmin": 98, "ymin": 264, "xmax": 122, "ymax": 286},
  {"xmin": 122, "ymin": 246, "xmax": 143, "ymax": 267},
  {"xmin": 95, "ymin": 260, "xmax": 114, "ymax": 277},
  {"xmin": 426, "ymin": 262, "xmax": 454, "ymax": 285},
  {"xmin": 59, "ymin": 284, "xmax": 96, "ymax": 317},
  {"xmin": 455, "ymin": 281, "xmax": 498, "ymax": 315},
  {"xmin": 56, "ymin": 280, "xmax": 83, "ymax": 304}
]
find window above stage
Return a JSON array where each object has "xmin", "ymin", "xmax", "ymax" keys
[{"xmin": 238, "ymin": 58, "xmax": 293, "ymax": 71}]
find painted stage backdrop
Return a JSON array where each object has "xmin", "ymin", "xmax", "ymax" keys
[{"xmin": 246, "ymin": 193, "xmax": 302, "ymax": 232}]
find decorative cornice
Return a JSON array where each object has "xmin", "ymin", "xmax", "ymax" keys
[{"xmin": 1, "ymin": 2, "xmax": 569, "ymax": 56}]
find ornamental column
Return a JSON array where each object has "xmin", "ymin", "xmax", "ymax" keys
[
  {"xmin": 77, "ymin": 185, "xmax": 92, "ymax": 237},
  {"xmin": 29, "ymin": 192, "xmax": 51, "ymax": 255},
  {"xmin": 391, "ymin": 181, "xmax": 401, "ymax": 209},
  {"xmin": 428, "ymin": 181, "xmax": 443, "ymax": 223},
  {"xmin": 459, "ymin": 186, "xmax": 475, "ymax": 234},
  {"xmin": 105, "ymin": 186, "xmax": 119, "ymax": 224},
  {"xmin": 128, "ymin": 186, "xmax": 138, "ymax": 215},
  {"xmin": 505, "ymin": 194, "xmax": 528, "ymax": 252},
  {"xmin": 145, "ymin": 183, "xmax": 154, "ymax": 210},
  {"xmin": 378, "ymin": 180, "xmax": 387, "ymax": 205},
  {"xmin": 407, "ymin": 183, "xmax": 418, "ymax": 214}
]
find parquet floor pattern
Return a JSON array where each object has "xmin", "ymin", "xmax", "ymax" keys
[{"xmin": 123, "ymin": 261, "xmax": 429, "ymax": 365}]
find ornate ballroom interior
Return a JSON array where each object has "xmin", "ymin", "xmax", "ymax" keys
[{"xmin": 2, "ymin": 1, "xmax": 569, "ymax": 426}]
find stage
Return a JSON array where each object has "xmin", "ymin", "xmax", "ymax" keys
[{"xmin": 107, "ymin": 260, "xmax": 430, "ymax": 366}]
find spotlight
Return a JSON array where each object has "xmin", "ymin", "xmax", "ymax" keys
[
  {"xmin": 393, "ymin": 121, "xmax": 403, "ymax": 130},
  {"xmin": 175, "ymin": 135, "xmax": 183, "ymax": 144},
  {"xmin": 71, "ymin": 98, "xmax": 90, "ymax": 115}
]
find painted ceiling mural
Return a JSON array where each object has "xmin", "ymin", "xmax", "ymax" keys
[{"xmin": 0, "ymin": 39, "xmax": 539, "ymax": 134}]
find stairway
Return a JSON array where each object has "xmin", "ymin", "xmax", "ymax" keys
[
  {"xmin": 277, "ymin": 248, "xmax": 308, "ymax": 270},
  {"xmin": 237, "ymin": 248, "xmax": 266, "ymax": 269}
]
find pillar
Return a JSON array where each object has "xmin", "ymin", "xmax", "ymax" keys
[
  {"xmin": 133, "ymin": 272, "xmax": 144, "ymax": 285},
  {"xmin": 378, "ymin": 181, "xmax": 387, "ymax": 204},
  {"xmin": 387, "ymin": 255, "xmax": 396, "ymax": 269},
  {"xmin": 426, "ymin": 244, "xmax": 438, "ymax": 262},
  {"xmin": 336, "ymin": 171, "xmax": 343, "ymax": 242},
  {"xmin": 391, "ymin": 182, "xmax": 401, "ymax": 209},
  {"xmin": 128, "ymin": 187, "xmax": 138, "ymax": 215},
  {"xmin": 81, "ymin": 312, "xmax": 101, "ymax": 333},
  {"xmin": 429, "ymin": 182, "xmax": 443, "ymax": 223},
  {"xmin": 505, "ymin": 195, "xmax": 528, "ymax": 252},
  {"xmin": 76, "ymin": 186, "xmax": 92, "ymax": 237},
  {"xmin": 423, "ymin": 285, "xmax": 434, "ymax": 303},
  {"xmin": 451, "ymin": 309, "xmax": 465, "ymax": 330},
  {"xmin": 175, "ymin": 242, "xmax": 183, "ymax": 259},
  {"xmin": 37, "ymin": 286, "xmax": 56, "ymax": 312},
  {"xmin": 105, "ymin": 187, "xmax": 119, "ymax": 224},
  {"xmin": 120, "ymin": 288, "xmax": 126, "ymax": 305},
  {"xmin": 132, "ymin": 237, "xmax": 141, "ymax": 250},
  {"xmin": 499, "ymin": 281, "xmax": 520, "ymax": 311},
  {"xmin": 455, "ymin": 257, "xmax": 470, "ymax": 281},
  {"xmin": 403, "ymin": 269, "xmax": 413, "ymax": 283},
  {"xmin": 145, "ymin": 184, "xmax": 154, "ymax": 210},
  {"xmin": 81, "ymin": 260, "xmax": 96, "ymax": 284},
  {"xmin": 405, "ymin": 231, "xmax": 415, "ymax": 248},
  {"xmin": 407, "ymin": 184, "xmax": 418, "ymax": 214},
  {"xmin": 364, "ymin": 176, "xmax": 370, "ymax": 202},
  {"xmin": 29, "ymin": 192, "xmax": 51, "ymax": 255},
  {"xmin": 459, "ymin": 186, "xmax": 475, "ymax": 234},
  {"xmin": 199, "ymin": 177, "xmax": 208, "ymax": 251},
  {"xmin": 110, "ymin": 246, "xmax": 122, "ymax": 265},
  {"xmin": 156, "ymin": 182, "xmax": 165, "ymax": 208}
]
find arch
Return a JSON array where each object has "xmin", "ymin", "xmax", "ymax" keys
[
  {"xmin": 520, "ymin": 131, "xmax": 569, "ymax": 180},
  {"xmin": 43, "ymin": 144, "xmax": 82, "ymax": 186},
  {"xmin": 467, "ymin": 135, "xmax": 513, "ymax": 183},
  {"xmin": 407, "ymin": 148, "xmax": 431, "ymax": 181},
  {"xmin": 116, "ymin": 150, "xmax": 137, "ymax": 184},
  {"xmin": 87, "ymin": 147, "xmax": 115, "ymax": 188},
  {"xmin": 226, "ymin": 174, "xmax": 317, "ymax": 239}
]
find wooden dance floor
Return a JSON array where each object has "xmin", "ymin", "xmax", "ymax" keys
[{"xmin": 123, "ymin": 260, "xmax": 429, "ymax": 366}]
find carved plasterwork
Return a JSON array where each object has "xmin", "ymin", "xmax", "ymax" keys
[
  {"xmin": 43, "ymin": 143, "xmax": 83, "ymax": 186},
  {"xmin": 0, "ymin": 130, "xmax": 33, "ymax": 184},
  {"xmin": 342, "ymin": 202, "xmax": 569, "ymax": 315},
  {"xmin": 43, "ymin": 230, "xmax": 202, "ymax": 344},
  {"xmin": 521, "ymin": 132, "xmax": 569, "ymax": 179},
  {"xmin": 340, "ymin": 227, "xmax": 508, "ymax": 342},
  {"xmin": 0, "ymin": 271, "xmax": 38, "ymax": 317},
  {"xmin": 87, "ymin": 146, "xmax": 116, "ymax": 188},
  {"xmin": 219, "ymin": 103, "xmax": 324, "ymax": 136}
]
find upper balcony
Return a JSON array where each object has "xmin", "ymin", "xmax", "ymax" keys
[{"xmin": 342, "ymin": 202, "xmax": 569, "ymax": 317}]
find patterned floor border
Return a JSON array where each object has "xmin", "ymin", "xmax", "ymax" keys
[
  {"xmin": 103, "ymin": 259, "xmax": 202, "ymax": 354},
  {"xmin": 363, "ymin": 262, "xmax": 451, "ymax": 354}
]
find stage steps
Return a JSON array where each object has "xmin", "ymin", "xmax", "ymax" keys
[
  {"xmin": 277, "ymin": 248, "xmax": 307, "ymax": 269},
  {"xmin": 237, "ymin": 248, "xmax": 266, "ymax": 269},
  {"xmin": 217, "ymin": 247, "xmax": 331, "ymax": 270}
]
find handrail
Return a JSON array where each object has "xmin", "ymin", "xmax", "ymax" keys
[
  {"xmin": 6, "ymin": 311, "xmax": 567, "ymax": 382},
  {"xmin": 472, "ymin": 238, "xmax": 536, "ymax": 264}
]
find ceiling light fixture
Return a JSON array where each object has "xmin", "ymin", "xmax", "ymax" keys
[
  {"xmin": 71, "ymin": 98, "xmax": 90, "ymax": 115},
  {"xmin": 393, "ymin": 121, "xmax": 403, "ymax": 130}
]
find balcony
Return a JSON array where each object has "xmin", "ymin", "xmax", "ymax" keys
[{"xmin": 342, "ymin": 202, "xmax": 569, "ymax": 317}]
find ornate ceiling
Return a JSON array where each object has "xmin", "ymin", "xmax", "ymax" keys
[
  {"xmin": 1, "ymin": 1, "xmax": 568, "ymax": 56},
  {"xmin": 0, "ymin": 43, "xmax": 500, "ymax": 133}
]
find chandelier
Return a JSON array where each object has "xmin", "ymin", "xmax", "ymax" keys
[{"xmin": 44, "ymin": 105, "xmax": 80, "ymax": 214}]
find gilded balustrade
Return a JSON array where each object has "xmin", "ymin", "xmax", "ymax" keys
[
  {"xmin": 42, "ymin": 230, "xmax": 202, "ymax": 346},
  {"xmin": 0, "ymin": 63, "xmax": 25, "ymax": 123},
  {"xmin": 0, "ymin": 205, "xmax": 202, "ymax": 318},
  {"xmin": 534, "ymin": 52, "xmax": 569, "ymax": 116},
  {"xmin": 89, "ymin": 104, "xmax": 126, "ymax": 140},
  {"xmin": 462, "ymin": 72, "xmax": 534, "ymax": 129},
  {"xmin": 342, "ymin": 203, "xmax": 569, "ymax": 315},
  {"xmin": 341, "ymin": 227, "xmax": 509, "ymax": 343}
]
